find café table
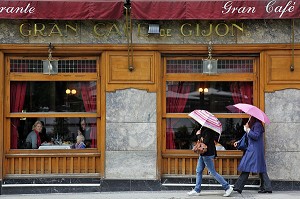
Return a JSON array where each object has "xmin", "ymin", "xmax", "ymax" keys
[{"xmin": 38, "ymin": 144, "xmax": 72, "ymax": 149}]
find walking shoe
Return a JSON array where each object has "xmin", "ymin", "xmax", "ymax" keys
[
  {"xmin": 187, "ymin": 189, "xmax": 201, "ymax": 196},
  {"xmin": 223, "ymin": 186, "xmax": 233, "ymax": 197}
]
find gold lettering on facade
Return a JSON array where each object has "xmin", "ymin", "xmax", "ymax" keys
[
  {"xmin": 34, "ymin": 23, "xmax": 46, "ymax": 37},
  {"xmin": 107, "ymin": 23, "xmax": 122, "ymax": 36},
  {"xmin": 48, "ymin": 23, "xmax": 63, "ymax": 37},
  {"xmin": 231, "ymin": 23, "xmax": 243, "ymax": 36},
  {"xmin": 19, "ymin": 23, "xmax": 31, "ymax": 37},
  {"xmin": 201, "ymin": 23, "xmax": 213, "ymax": 37},
  {"xmin": 94, "ymin": 23, "xmax": 106, "ymax": 37},
  {"xmin": 18, "ymin": 22, "xmax": 244, "ymax": 38},
  {"xmin": 93, "ymin": 23, "xmax": 122, "ymax": 37},
  {"xmin": 180, "ymin": 23, "xmax": 243, "ymax": 37},
  {"xmin": 215, "ymin": 23, "xmax": 229, "ymax": 37},
  {"xmin": 137, "ymin": 23, "xmax": 149, "ymax": 37},
  {"xmin": 180, "ymin": 23, "xmax": 192, "ymax": 36},
  {"xmin": 66, "ymin": 24, "xmax": 78, "ymax": 37}
]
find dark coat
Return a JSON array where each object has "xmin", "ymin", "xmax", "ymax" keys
[
  {"xmin": 238, "ymin": 121, "xmax": 267, "ymax": 173},
  {"xmin": 200, "ymin": 127, "xmax": 217, "ymax": 157}
]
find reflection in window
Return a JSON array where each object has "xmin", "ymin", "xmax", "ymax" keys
[
  {"xmin": 166, "ymin": 118, "xmax": 248, "ymax": 150},
  {"xmin": 11, "ymin": 117, "xmax": 96, "ymax": 149},
  {"xmin": 10, "ymin": 81, "xmax": 96, "ymax": 113},
  {"xmin": 166, "ymin": 81, "xmax": 253, "ymax": 113}
]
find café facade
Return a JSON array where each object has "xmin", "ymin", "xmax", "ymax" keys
[{"xmin": 0, "ymin": 0, "xmax": 300, "ymax": 194}]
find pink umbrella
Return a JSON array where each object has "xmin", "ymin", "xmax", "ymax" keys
[
  {"xmin": 227, "ymin": 103, "xmax": 270, "ymax": 124},
  {"xmin": 188, "ymin": 110, "xmax": 222, "ymax": 134}
]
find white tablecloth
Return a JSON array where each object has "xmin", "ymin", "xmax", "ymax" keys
[{"xmin": 38, "ymin": 145, "xmax": 71, "ymax": 149}]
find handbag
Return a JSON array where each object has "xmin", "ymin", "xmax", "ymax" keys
[
  {"xmin": 192, "ymin": 138, "xmax": 207, "ymax": 154},
  {"xmin": 236, "ymin": 133, "xmax": 248, "ymax": 151}
]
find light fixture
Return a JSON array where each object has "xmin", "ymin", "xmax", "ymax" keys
[
  {"xmin": 202, "ymin": 41, "xmax": 218, "ymax": 74},
  {"xmin": 148, "ymin": 24, "xmax": 160, "ymax": 34},
  {"xmin": 66, "ymin": 89, "xmax": 71, "ymax": 94},
  {"xmin": 66, "ymin": 88, "xmax": 76, "ymax": 95},
  {"xmin": 199, "ymin": 87, "xmax": 209, "ymax": 93},
  {"xmin": 43, "ymin": 43, "xmax": 58, "ymax": 75}
]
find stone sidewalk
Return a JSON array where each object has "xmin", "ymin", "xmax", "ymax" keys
[{"xmin": 0, "ymin": 190, "xmax": 300, "ymax": 199}]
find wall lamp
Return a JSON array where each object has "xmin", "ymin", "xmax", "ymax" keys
[
  {"xmin": 43, "ymin": 43, "xmax": 58, "ymax": 75},
  {"xmin": 202, "ymin": 41, "xmax": 218, "ymax": 74},
  {"xmin": 148, "ymin": 24, "xmax": 160, "ymax": 34},
  {"xmin": 66, "ymin": 88, "xmax": 77, "ymax": 95}
]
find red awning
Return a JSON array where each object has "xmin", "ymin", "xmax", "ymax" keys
[
  {"xmin": 0, "ymin": 0, "xmax": 124, "ymax": 20},
  {"xmin": 131, "ymin": 0, "xmax": 300, "ymax": 20}
]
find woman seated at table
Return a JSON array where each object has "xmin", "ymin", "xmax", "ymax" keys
[
  {"xmin": 25, "ymin": 120, "xmax": 43, "ymax": 149},
  {"xmin": 75, "ymin": 134, "xmax": 86, "ymax": 149},
  {"xmin": 77, "ymin": 118, "xmax": 91, "ymax": 148}
]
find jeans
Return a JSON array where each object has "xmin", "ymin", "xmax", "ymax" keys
[{"xmin": 194, "ymin": 155, "xmax": 230, "ymax": 193}]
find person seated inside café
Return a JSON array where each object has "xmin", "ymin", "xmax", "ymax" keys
[
  {"xmin": 77, "ymin": 118, "xmax": 91, "ymax": 148},
  {"xmin": 25, "ymin": 120, "xmax": 43, "ymax": 149},
  {"xmin": 75, "ymin": 134, "xmax": 86, "ymax": 149}
]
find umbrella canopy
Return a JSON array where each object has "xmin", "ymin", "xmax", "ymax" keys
[
  {"xmin": 227, "ymin": 103, "xmax": 270, "ymax": 124},
  {"xmin": 188, "ymin": 110, "xmax": 222, "ymax": 134}
]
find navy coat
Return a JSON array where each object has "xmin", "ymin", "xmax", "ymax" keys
[{"xmin": 238, "ymin": 121, "xmax": 267, "ymax": 173}]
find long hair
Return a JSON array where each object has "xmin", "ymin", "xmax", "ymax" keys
[{"xmin": 248, "ymin": 116, "xmax": 261, "ymax": 128}]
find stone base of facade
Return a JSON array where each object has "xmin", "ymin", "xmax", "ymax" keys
[{"xmin": 1, "ymin": 177, "xmax": 300, "ymax": 195}]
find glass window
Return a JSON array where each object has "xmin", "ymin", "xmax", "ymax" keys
[
  {"xmin": 12, "ymin": 117, "xmax": 96, "ymax": 149},
  {"xmin": 167, "ymin": 81, "xmax": 253, "ymax": 113},
  {"xmin": 166, "ymin": 118, "xmax": 247, "ymax": 150},
  {"xmin": 11, "ymin": 81, "xmax": 96, "ymax": 113},
  {"xmin": 8, "ymin": 57, "xmax": 98, "ymax": 150},
  {"xmin": 164, "ymin": 57, "xmax": 257, "ymax": 151}
]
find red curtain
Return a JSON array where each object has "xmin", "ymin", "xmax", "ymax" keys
[
  {"xmin": 230, "ymin": 82, "xmax": 253, "ymax": 106},
  {"xmin": 81, "ymin": 82, "xmax": 96, "ymax": 148},
  {"xmin": 10, "ymin": 82, "xmax": 27, "ymax": 149},
  {"xmin": 166, "ymin": 82, "xmax": 190, "ymax": 149}
]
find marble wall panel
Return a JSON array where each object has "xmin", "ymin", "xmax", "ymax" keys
[
  {"xmin": 265, "ymin": 89, "xmax": 300, "ymax": 123},
  {"xmin": 266, "ymin": 151, "xmax": 300, "ymax": 181},
  {"xmin": 106, "ymin": 89, "xmax": 156, "ymax": 123},
  {"xmin": 105, "ymin": 151, "xmax": 157, "ymax": 179},
  {"xmin": 106, "ymin": 122, "xmax": 156, "ymax": 151},
  {"xmin": 265, "ymin": 123, "xmax": 300, "ymax": 152},
  {"xmin": 0, "ymin": 20, "xmax": 28, "ymax": 43}
]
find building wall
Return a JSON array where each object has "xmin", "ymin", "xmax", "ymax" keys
[
  {"xmin": 0, "ymin": 19, "xmax": 300, "ymax": 182},
  {"xmin": 106, "ymin": 89, "xmax": 157, "ymax": 179},
  {"xmin": 265, "ymin": 89, "xmax": 300, "ymax": 181}
]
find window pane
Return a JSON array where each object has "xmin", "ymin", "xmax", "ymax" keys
[
  {"xmin": 166, "ymin": 81, "xmax": 253, "ymax": 113},
  {"xmin": 10, "ymin": 59, "xmax": 96, "ymax": 73},
  {"xmin": 11, "ymin": 117, "xmax": 97, "ymax": 149},
  {"xmin": 166, "ymin": 118, "xmax": 247, "ymax": 150},
  {"xmin": 166, "ymin": 59, "xmax": 253, "ymax": 73},
  {"xmin": 10, "ymin": 81, "xmax": 96, "ymax": 112}
]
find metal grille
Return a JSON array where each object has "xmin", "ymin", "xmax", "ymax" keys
[
  {"xmin": 10, "ymin": 59, "xmax": 97, "ymax": 73},
  {"xmin": 166, "ymin": 59, "xmax": 253, "ymax": 73}
]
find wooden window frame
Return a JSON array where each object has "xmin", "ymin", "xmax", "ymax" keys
[{"xmin": 162, "ymin": 56, "xmax": 259, "ymax": 154}]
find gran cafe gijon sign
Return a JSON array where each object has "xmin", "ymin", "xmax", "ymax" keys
[{"xmin": 19, "ymin": 22, "xmax": 246, "ymax": 38}]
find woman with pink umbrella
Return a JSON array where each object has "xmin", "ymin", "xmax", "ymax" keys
[
  {"xmin": 187, "ymin": 110, "xmax": 233, "ymax": 197},
  {"xmin": 233, "ymin": 115, "xmax": 272, "ymax": 194}
]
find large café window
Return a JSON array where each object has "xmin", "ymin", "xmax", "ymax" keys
[
  {"xmin": 8, "ymin": 58, "xmax": 98, "ymax": 150},
  {"xmin": 164, "ymin": 57, "xmax": 257, "ymax": 151}
]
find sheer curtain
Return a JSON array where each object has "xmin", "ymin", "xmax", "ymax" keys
[
  {"xmin": 10, "ymin": 82, "xmax": 27, "ymax": 149},
  {"xmin": 81, "ymin": 82, "xmax": 96, "ymax": 148},
  {"xmin": 166, "ymin": 82, "xmax": 190, "ymax": 149}
]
